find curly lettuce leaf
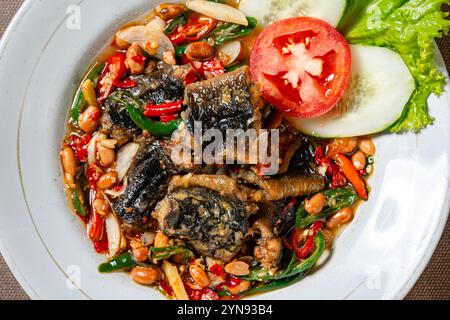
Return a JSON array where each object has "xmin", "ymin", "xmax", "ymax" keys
[{"xmin": 338, "ymin": 0, "xmax": 450, "ymax": 133}]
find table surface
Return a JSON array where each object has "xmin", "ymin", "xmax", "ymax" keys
[{"xmin": 1, "ymin": 0, "xmax": 449, "ymax": 300}]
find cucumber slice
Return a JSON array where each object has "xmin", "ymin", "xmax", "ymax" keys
[
  {"xmin": 239, "ymin": 0, "xmax": 346, "ymax": 27},
  {"xmin": 287, "ymin": 45, "xmax": 416, "ymax": 138}
]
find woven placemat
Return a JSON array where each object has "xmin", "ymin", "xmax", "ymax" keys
[{"xmin": 0, "ymin": 0, "xmax": 449, "ymax": 300}]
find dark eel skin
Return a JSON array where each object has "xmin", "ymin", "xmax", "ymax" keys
[
  {"xmin": 101, "ymin": 63, "xmax": 185, "ymax": 137},
  {"xmin": 153, "ymin": 187, "xmax": 256, "ymax": 262},
  {"xmin": 113, "ymin": 139, "xmax": 176, "ymax": 226},
  {"xmin": 184, "ymin": 66, "xmax": 263, "ymax": 137}
]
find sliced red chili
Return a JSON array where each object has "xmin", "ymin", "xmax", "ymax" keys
[
  {"xmin": 315, "ymin": 146, "xmax": 347, "ymax": 189},
  {"xmin": 131, "ymin": 54, "xmax": 146, "ymax": 65},
  {"xmin": 169, "ymin": 16, "xmax": 217, "ymax": 45},
  {"xmin": 69, "ymin": 134, "xmax": 91, "ymax": 163},
  {"xmin": 143, "ymin": 100, "xmax": 183, "ymax": 117},
  {"xmin": 201, "ymin": 58, "xmax": 226, "ymax": 77},
  {"xmin": 88, "ymin": 189, "xmax": 105, "ymax": 243},
  {"xmin": 160, "ymin": 279, "xmax": 174, "ymax": 296},
  {"xmin": 97, "ymin": 53, "xmax": 127, "ymax": 103},
  {"xmin": 160, "ymin": 114, "xmax": 179, "ymax": 123},
  {"xmin": 185, "ymin": 286, "xmax": 219, "ymax": 301},
  {"xmin": 93, "ymin": 238, "xmax": 109, "ymax": 253},
  {"xmin": 294, "ymin": 221, "xmax": 324, "ymax": 260},
  {"xmin": 86, "ymin": 165, "xmax": 102, "ymax": 188},
  {"xmin": 184, "ymin": 69, "xmax": 199, "ymax": 85},
  {"xmin": 114, "ymin": 77, "xmax": 137, "ymax": 89},
  {"xmin": 209, "ymin": 264, "xmax": 225, "ymax": 277},
  {"xmin": 226, "ymin": 276, "xmax": 243, "ymax": 288}
]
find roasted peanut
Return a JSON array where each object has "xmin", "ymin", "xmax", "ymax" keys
[
  {"xmin": 97, "ymin": 171, "xmax": 118, "ymax": 189},
  {"xmin": 304, "ymin": 193, "xmax": 327, "ymax": 215},
  {"xmin": 227, "ymin": 280, "xmax": 251, "ymax": 295},
  {"xmin": 93, "ymin": 197, "xmax": 110, "ymax": 216},
  {"xmin": 97, "ymin": 144, "xmax": 116, "ymax": 167},
  {"xmin": 351, "ymin": 151, "xmax": 367, "ymax": 171},
  {"xmin": 126, "ymin": 43, "xmax": 146, "ymax": 75},
  {"xmin": 359, "ymin": 139, "xmax": 376, "ymax": 156},
  {"xmin": 327, "ymin": 207, "xmax": 353, "ymax": 229},
  {"xmin": 328, "ymin": 138, "xmax": 358, "ymax": 156},
  {"xmin": 155, "ymin": 4, "xmax": 185, "ymax": 20},
  {"xmin": 130, "ymin": 266, "xmax": 159, "ymax": 285},
  {"xmin": 162, "ymin": 51, "xmax": 177, "ymax": 65},
  {"xmin": 154, "ymin": 231, "xmax": 170, "ymax": 248},
  {"xmin": 224, "ymin": 261, "xmax": 250, "ymax": 276},
  {"xmin": 186, "ymin": 42, "xmax": 215, "ymax": 61},
  {"xmin": 78, "ymin": 106, "xmax": 101, "ymax": 134},
  {"xmin": 133, "ymin": 246, "xmax": 150, "ymax": 262},
  {"xmin": 61, "ymin": 147, "xmax": 78, "ymax": 177},
  {"xmin": 189, "ymin": 265, "xmax": 211, "ymax": 288}
]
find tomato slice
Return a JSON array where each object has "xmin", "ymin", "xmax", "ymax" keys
[{"xmin": 250, "ymin": 17, "xmax": 351, "ymax": 118}]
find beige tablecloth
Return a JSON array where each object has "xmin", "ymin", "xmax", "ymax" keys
[{"xmin": 0, "ymin": 0, "xmax": 449, "ymax": 300}]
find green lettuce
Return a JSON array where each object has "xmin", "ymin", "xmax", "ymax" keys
[{"xmin": 338, "ymin": 0, "xmax": 450, "ymax": 133}]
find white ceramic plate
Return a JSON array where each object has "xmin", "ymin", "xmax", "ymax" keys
[{"xmin": 0, "ymin": 0, "xmax": 449, "ymax": 300}]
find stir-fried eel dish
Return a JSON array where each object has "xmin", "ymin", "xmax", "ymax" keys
[{"xmin": 60, "ymin": 0, "xmax": 450, "ymax": 300}]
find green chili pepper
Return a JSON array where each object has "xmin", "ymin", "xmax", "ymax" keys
[
  {"xmin": 108, "ymin": 91, "xmax": 182, "ymax": 138},
  {"xmin": 70, "ymin": 62, "xmax": 105, "ymax": 124},
  {"xmin": 243, "ymin": 232, "xmax": 325, "ymax": 282},
  {"xmin": 226, "ymin": 63, "xmax": 244, "ymax": 72},
  {"xmin": 296, "ymin": 187, "xmax": 359, "ymax": 229},
  {"xmin": 175, "ymin": 45, "xmax": 188, "ymax": 58},
  {"xmin": 164, "ymin": 12, "xmax": 188, "ymax": 34},
  {"xmin": 244, "ymin": 272, "xmax": 309, "ymax": 296},
  {"xmin": 98, "ymin": 252, "xmax": 136, "ymax": 273},
  {"xmin": 71, "ymin": 189, "xmax": 87, "ymax": 217},
  {"xmin": 151, "ymin": 246, "xmax": 193, "ymax": 261},
  {"xmin": 210, "ymin": 17, "xmax": 258, "ymax": 47}
]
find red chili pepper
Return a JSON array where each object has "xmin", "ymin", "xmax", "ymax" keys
[
  {"xmin": 88, "ymin": 209, "xmax": 104, "ymax": 242},
  {"xmin": 143, "ymin": 100, "xmax": 183, "ymax": 117},
  {"xmin": 114, "ymin": 77, "xmax": 137, "ymax": 89},
  {"xmin": 169, "ymin": 33, "xmax": 187, "ymax": 45},
  {"xmin": 185, "ymin": 286, "xmax": 219, "ymax": 301},
  {"xmin": 97, "ymin": 53, "xmax": 127, "ymax": 103},
  {"xmin": 160, "ymin": 114, "xmax": 179, "ymax": 123},
  {"xmin": 315, "ymin": 146, "xmax": 347, "ymax": 189},
  {"xmin": 88, "ymin": 189, "xmax": 105, "ymax": 242},
  {"xmin": 209, "ymin": 264, "xmax": 225, "ymax": 277},
  {"xmin": 86, "ymin": 165, "xmax": 102, "ymax": 188},
  {"xmin": 160, "ymin": 280, "xmax": 174, "ymax": 296},
  {"xmin": 113, "ymin": 185, "xmax": 124, "ymax": 192},
  {"xmin": 331, "ymin": 166, "xmax": 347, "ymax": 189},
  {"xmin": 202, "ymin": 58, "xmax": 226, "ymax": 77},
  {"xmin": 131, "ymin": 54, "xmax": 146, "ymax": 65},
  {"xmin": 290, "ymin": 222, "xmax": 324, "ymax": 260},
  {"xmin": 332, "ymin": 154, "xmax": 368, "ymax": 200},
  {"xmin": 184, "ymin": 69, "xmax": 199, "ymax": 85},
  {"xmin": 226, "ymin": 276, "xmax": 243, "ymax": 288},
  {"xmin": 93, "ymin": 238, "xmax": 109, "ymax": 253},
  {"xmin": 169, "ymin": 16, "xmax": 217, "ymax": 45},
  {"xmin": 69, "ymin": 134, "xmax": 91, "ymax": 162}
]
